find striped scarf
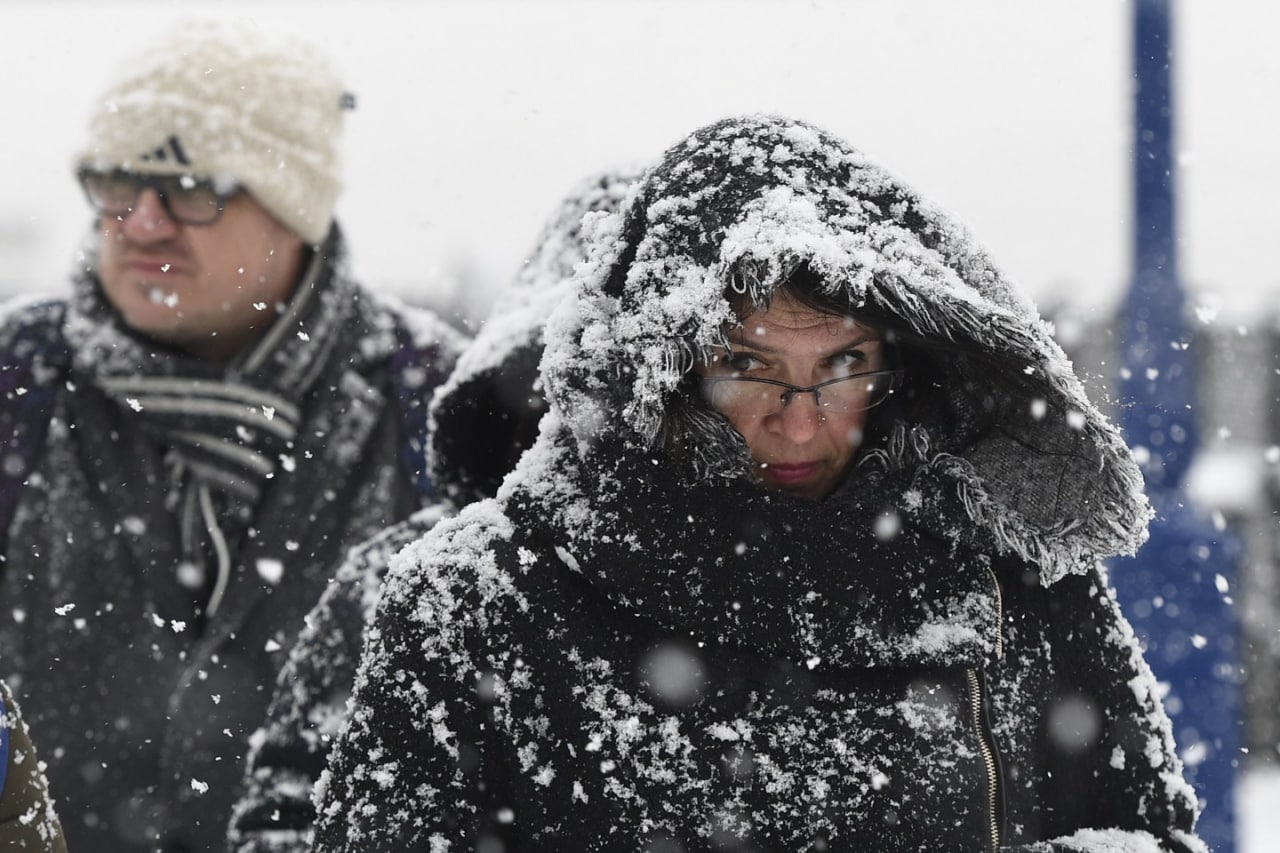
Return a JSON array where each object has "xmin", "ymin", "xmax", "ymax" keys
[{"xmin": 64, "ymin": 234, "xmax": 358, "ymax": 619}]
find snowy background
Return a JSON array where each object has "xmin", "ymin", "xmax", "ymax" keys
[
  {"xmin": 3, "ymin": 1, "xmax": 1280, "ymax": 324},
  {"xmin": 2, "ymin": 0, "xmax": 1279, "ymax": 848}
]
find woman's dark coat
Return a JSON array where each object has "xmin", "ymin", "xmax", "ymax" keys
[{"xmin": 311, "ymin": 116, "xmax": 1205, "ymax": 852}]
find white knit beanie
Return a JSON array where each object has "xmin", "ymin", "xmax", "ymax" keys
[{"xmin": 78, "ymin": 20, "xmax": 351, "ymax": 244}]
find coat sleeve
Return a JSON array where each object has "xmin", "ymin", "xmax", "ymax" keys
[
  {"xmin": 1004, "ymin": 566, "xmax": 1207, "ymax": 853},
  {"xmin": 0, "ymin": 680, "xmax": 68, "ymax": 853},
  {"xmin": 311, "ymin": 515, "xmax": 516, "ymax": 853},
  {"xmin": 228, "ymin": 511, "xmax": 446, "ymax": 853}
]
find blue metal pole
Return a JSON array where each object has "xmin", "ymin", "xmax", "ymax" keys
[{"xmin": 1109, "ymin": 1, "xmax": 1244, "ymax": 850}]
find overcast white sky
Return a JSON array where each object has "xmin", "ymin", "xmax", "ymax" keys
[{"xmin": 2, "ymin": 0, "xmax": 1277, "ymax": 323}]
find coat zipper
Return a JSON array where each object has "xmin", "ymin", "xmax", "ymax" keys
[
  {"xmin": 985, "ymin": 561, "xmax": 1004, "ymax": 660},
  {"xmin": 967, "ymin": 561, "xmax": 1005, "ymax": 852},
  {"xmin": 966, "ymin": 667, "xmax": 1001, "ymax": 852}
]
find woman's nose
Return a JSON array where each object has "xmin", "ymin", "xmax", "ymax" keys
[
  {"xmin": 767, "ymin": 393, "xmax": 823, "ymax": 443},
  {"xmin": 118, "ymin": 189, "xmax": 179, "ymax": 242}
]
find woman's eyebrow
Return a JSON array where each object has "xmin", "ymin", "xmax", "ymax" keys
[{"xmin": 724, "ymin": 332, "xmax": 884, "ymax": 355}]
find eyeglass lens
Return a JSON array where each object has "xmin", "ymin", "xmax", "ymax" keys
[
  {"xmin": 80, "ymin": 170, "xmax": 226, "ymax": 226},
  {"xmin": 703, "ymin": 371, "xmax": 899, "ymax": 417}
]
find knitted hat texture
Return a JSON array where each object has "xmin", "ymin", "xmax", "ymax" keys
[{"xmin": 78, "ymin": 20, "xmax": 350, "ymax": 243}]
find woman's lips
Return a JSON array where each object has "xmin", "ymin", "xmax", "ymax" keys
[{"xmin": 760, "ymin": 462, "xmax": 818, "ymax": 484}]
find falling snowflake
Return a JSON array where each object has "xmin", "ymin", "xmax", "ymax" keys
[{"xmin": 256, "ymin": 558, "xmax": 284, "ymax": 584}]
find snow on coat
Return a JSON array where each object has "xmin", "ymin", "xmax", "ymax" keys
[
  {"xmin": 228, "ymin": 167, "xmax": 642, "ymax": 853},
  {"xmin": 428, "ymin": 166, "xmax": 645, "ymax": 504},
  {"xmin": 311, "ymin": 116, "xmax": 1204, "ymax": 852}
]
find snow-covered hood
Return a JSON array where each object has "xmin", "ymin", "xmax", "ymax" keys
[
  {"xmin": 539, "ymin": 114, "xmax": 1151, "ymax": 583},
  {"xmin": 427, "ymin": 167, "xmax": 642, "ymax": 504}
]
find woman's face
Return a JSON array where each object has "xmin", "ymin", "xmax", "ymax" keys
[{"xmin": 696, "ymin": 288, "xmax": 888, "ymax": 501}]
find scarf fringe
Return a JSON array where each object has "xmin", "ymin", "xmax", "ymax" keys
[{"xmin": 863, "ymin": 424, "xmax": 1150, "ymax": 586}]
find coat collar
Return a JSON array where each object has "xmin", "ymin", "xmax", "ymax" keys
[{"xmin": 505, "ymin": 419, "xmax": 1001, "ymax": 671}]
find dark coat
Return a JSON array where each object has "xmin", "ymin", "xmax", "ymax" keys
[
  {"xmin": 0, "ymin": 679, "xmax": 67, "ymax": 852},
  {"xmin": 312, "ymin": 439, "xmax": 1201, "ymax": 853},
  {"xmin": 228, "ymin": 168, "xmax": 640, "ymax": 853},
  {"xmin": 312, "ymin": 116, "xmax": 1204, "ymax": 852},
  {"xmin": 0, "ymin": 231, "xmax": 464, "ymax": 853},
  {"xmin": 226, "ymin": 508, "xmax": 442, "ymax": 853}
]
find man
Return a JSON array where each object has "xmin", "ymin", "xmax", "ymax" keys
[{"xmin": 0, "ymin": 20, "xmax": 463, "ymax": 852}]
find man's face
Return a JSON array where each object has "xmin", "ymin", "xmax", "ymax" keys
[{"xmin": 96, "ymin": 187, "xmax": 304, "ymax": 361}]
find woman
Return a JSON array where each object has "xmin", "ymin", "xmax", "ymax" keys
[
  {"xmin": 1, "ymin": 680, "xmax": 67, "ymax": 851},
  {"xmin": 312, "ymin": 116, "xmax": 1205, "ymax": 852}
]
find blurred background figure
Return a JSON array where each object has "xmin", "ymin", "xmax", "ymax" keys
[
  {"xmin": 0, "ymin": 19, "xmax": 462, "ymax": 852},
  {"xmin": 228, "ymin": 165, "xmax": 641, "ymax": 853}
]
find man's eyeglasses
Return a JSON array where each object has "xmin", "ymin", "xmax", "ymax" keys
[
  {"xmin": 77, "ymin": 168, "xmax": 240, "ymax": 227},
  {"xmin": 700, "ymin": 368, "xmax": 904, "ymax": 418}
]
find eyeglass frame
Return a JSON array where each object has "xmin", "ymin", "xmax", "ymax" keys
[
  {"xmin": 699, "ymin": 367, "xmax": 905, "ymax": 416},
  {"xmin": 76, "ymin": 167, "xmax": 241, "ymax": 227}
]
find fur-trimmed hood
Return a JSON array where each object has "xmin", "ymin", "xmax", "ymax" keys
[{"xmin": 539, "ymin": 114, "xmax": 1150, "ymax": 583}]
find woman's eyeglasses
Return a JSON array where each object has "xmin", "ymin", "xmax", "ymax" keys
[
  {"xmin": 77, "ymin": 168, "xmax": 240, "ymax": 227},
  {"xmin": 700, "ymin": 368, "xmax": 903, "ymax": 418}
]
